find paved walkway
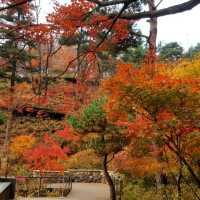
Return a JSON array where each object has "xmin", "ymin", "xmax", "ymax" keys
[
  {"xmin": 67, "ymin": 183, "xmax": 109, "ymax": 200},
  {"xmin": 18, "ymin": 183, "xmax": 110, "ymax": 200}
]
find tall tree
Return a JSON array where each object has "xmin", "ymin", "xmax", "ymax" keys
[{"xmin": 0, "ymin": 0, "xmax": 34, "ymax": 176}]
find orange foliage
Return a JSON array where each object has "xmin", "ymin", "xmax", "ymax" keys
[
  {"xmin": 113, "ymin": 151, "xmax": 162, "ymax": 177},
  {"xmin": 103, "ymin": 61, "xmax": 200, "ymax": 176},
  {"xmin": 49, "ymin": 0, "xmax": 130, "ymax": 53},
  {"xmin": 10, "ymin": 135, "xmax": 36, "ymax": 157}
]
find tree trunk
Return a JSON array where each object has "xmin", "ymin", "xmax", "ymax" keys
[
  {"xmin": 146, "ymin": 0, "xmax": 157, "ymax": 77},
  {"xmin": 148, "ymin": 0, "xmax": 157, "ymax": 55},
  {"xmin": 4, "ymin": 81, "xmax": 15, "ymax": 177},
  {"xmin": 10, "ymin": 60, "xmax": 17, "ymax": 90},
  {"xmin": 177, "ymin": 162, "xmax": 183, "ymax": 200},
  {"xmin": 103, "ymin": 154, "xmax": 116, "ymax": 200},
  {"xmin": 167, "ymin": 143, "xmax": 200, "ymax": 187}
]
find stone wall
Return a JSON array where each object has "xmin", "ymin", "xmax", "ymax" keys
[
  {"xmin": 33, "ymin": 169, "xmax": 122, "ymax": 184},
  {"xmin": 66, "ymin": 169, "xmax": 104, "ymax": 183}
]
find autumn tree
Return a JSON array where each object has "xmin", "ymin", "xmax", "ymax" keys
[
  {"xmin": 0, "ymin": 0, "xmax": 34, "ymax": 88},
  {"xmin": 49, "ymin": 0, "xmax": 200, "ymax": 73},
  {"xmin": 68, "ymin": 98, "xmax": 127, "ymax": 200},
  {"xmin": 102, "ymin": 62, "xmax": 200, "ymax": 192},
  {"xmin": 0, "ymin": 0, "xmax": 34, "ymax": 172}
]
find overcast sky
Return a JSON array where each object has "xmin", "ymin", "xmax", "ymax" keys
[{"xmin": 39, "ymin": 0, "xmax": 200, "ymax": 50}]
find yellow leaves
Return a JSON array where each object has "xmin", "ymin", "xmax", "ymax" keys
[
  {"xmin": 163, "ymin": 54, "xmax": 200, "ymax": 78},
  {"xmin": 82, "ymin": 132, "xmax": 100, "ymax": 141},
  {"xmin": 64, "ymin": 149, "xmax": 101, "ymax": 169},
  {"xmin": 10, "ymin": 135, "xmax": 36, "ymax": 157}
]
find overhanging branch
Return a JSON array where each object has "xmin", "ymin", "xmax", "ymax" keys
[
  {"xmin": 88, "ymin": 0, "xmax": 134, "ymax": 7},
  {"xmin": 108, "ymin": 0, "xmax": 200, "ymax": 19},
  {"xmin": 0, "ymin": 0, "xmax": 32, "ymax": 12}
]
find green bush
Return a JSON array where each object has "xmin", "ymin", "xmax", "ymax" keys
[
  {"xmin": 0, "ymin": 112, "xmax": 6, "ymax": 125},
  {"xmin": 122, "ymin": 179, "xmax": 199, "ymax": 200},
  {"xmin": 68, "ymin": 98, "xmax": 106, "ymax": 131}
]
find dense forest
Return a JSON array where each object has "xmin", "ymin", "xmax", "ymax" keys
[{"xmin": 0, "ymin": 0, "xmax": 200, "ymax": 199}]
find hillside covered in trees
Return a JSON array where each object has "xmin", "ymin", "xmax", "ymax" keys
[{"xmin": 0, "ymin": 0, "xmax": 200, "ymax": 199}]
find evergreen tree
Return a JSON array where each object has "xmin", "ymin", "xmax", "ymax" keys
[{"xmin": 0, "ymin": 1, "xmax": 34, "ymax": 88}]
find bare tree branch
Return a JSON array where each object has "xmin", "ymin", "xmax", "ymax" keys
[
  {"xmin": 95, "ymin": 3, "xmax": 128, "ymax": 49},
  {"xmin": 155, "ymin": 0, "xmax": 164, "ymax": 8},
  {"xmin": 0, "ymin": 0, "xmax": 32, "ymax": 12},
  {"xmin": 88, "ymin": 0, "xmax": 134, "ymax": 7},
  {"xmin": 107, "ymin": 0, "xmax": 200, "ymax": 20}
]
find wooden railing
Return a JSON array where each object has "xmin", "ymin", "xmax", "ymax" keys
[{"xmin": 16, "ymin": 174, "xmax": 72, "ymax": 197}]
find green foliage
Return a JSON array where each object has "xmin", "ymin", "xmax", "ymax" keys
[
  {"xmin": 68, "ymin": 98, "xmax": 106, "ymax": 132},
  {"xmin": 68, "ymin": 115, "xmax": 83, "ymax": 130},
  {"xmin": 81, "ymin": 98, "xmax": 106, "ymax": 124},
  {"xmin": 122, "ymin": 179, "xmax": 159, "ymax": 200},
  {"xmin": 0, "ymin": 111, "xmax": 6, "ymax": 125},
  {"xmin": 122, "ymin": 178, "xmax": 200, "ymax": 200},
  {"xmin": 158, "ymin": 42, "xmax": 183, "ymax": 61},
  {"xmin": 121, "ymin": 45, "xmax": 146, "ymax": 65},
  {"xmin": 0, "ymin": 70, "xmax": 7, "ymax": 77}
]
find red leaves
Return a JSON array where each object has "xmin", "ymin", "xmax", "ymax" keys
[
  {"xmin": 24, "ymin": 134, "xmax": 67, "ymax": 171},
  {"xmin": 56, "ymin": 127, "xmax": 80, "ymax": 142},
  {"xmin": 156, "ymin": 110, "xmax": 175, "ymax": 122},
  {"xmin": 128, "ymin": 116, "xmax": 153, "ymax": 136},
  {"xmin": 49, "ymin": 0, "xmax": 130, "ymax": 54},
  {"xmin": 116, "ymin": 116, "xmax": 153, "ymax": 138}
]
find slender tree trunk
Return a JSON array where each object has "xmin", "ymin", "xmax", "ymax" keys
[
  {"xmin": 167, "ymin": 143, "xmax": 200, "ymax": 187},
  {"xmin": 180, "ymin": 155, "xmax": 200, "ymax": 187},
  {"xmin": 10, "ymin": 60, "xmax": 17, "ymax": 89},
  {"xmin": 177, "ymin": 173, "xmax": 182, "ymax": 200},
  {"xmin": 44, "ymin": 53, "xmax": 50, "ymax": 96},
  {"xmin": 148, "ymin": 0, "xmax": 157, "ymax": 54},
  {"xmin": 103, "ymin": 154, "xmax": 116, "ymax": 200},
  {"xmin": 177, "ymin": 160, "xmax": 183, "ymax": 200}
]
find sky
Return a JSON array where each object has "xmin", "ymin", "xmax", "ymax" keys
[{"xmin": 39, "ymin": 0, "xmax": 200, "ymax": 50}]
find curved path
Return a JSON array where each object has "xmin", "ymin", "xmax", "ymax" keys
[{"xmin": 18, "ymin": 183, "xmax": 110, "ymax": 200}]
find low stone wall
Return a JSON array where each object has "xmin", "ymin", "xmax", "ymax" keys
[{"xmin": 66, "ymin": 169, "xmax": 104, "ymax": 183}]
